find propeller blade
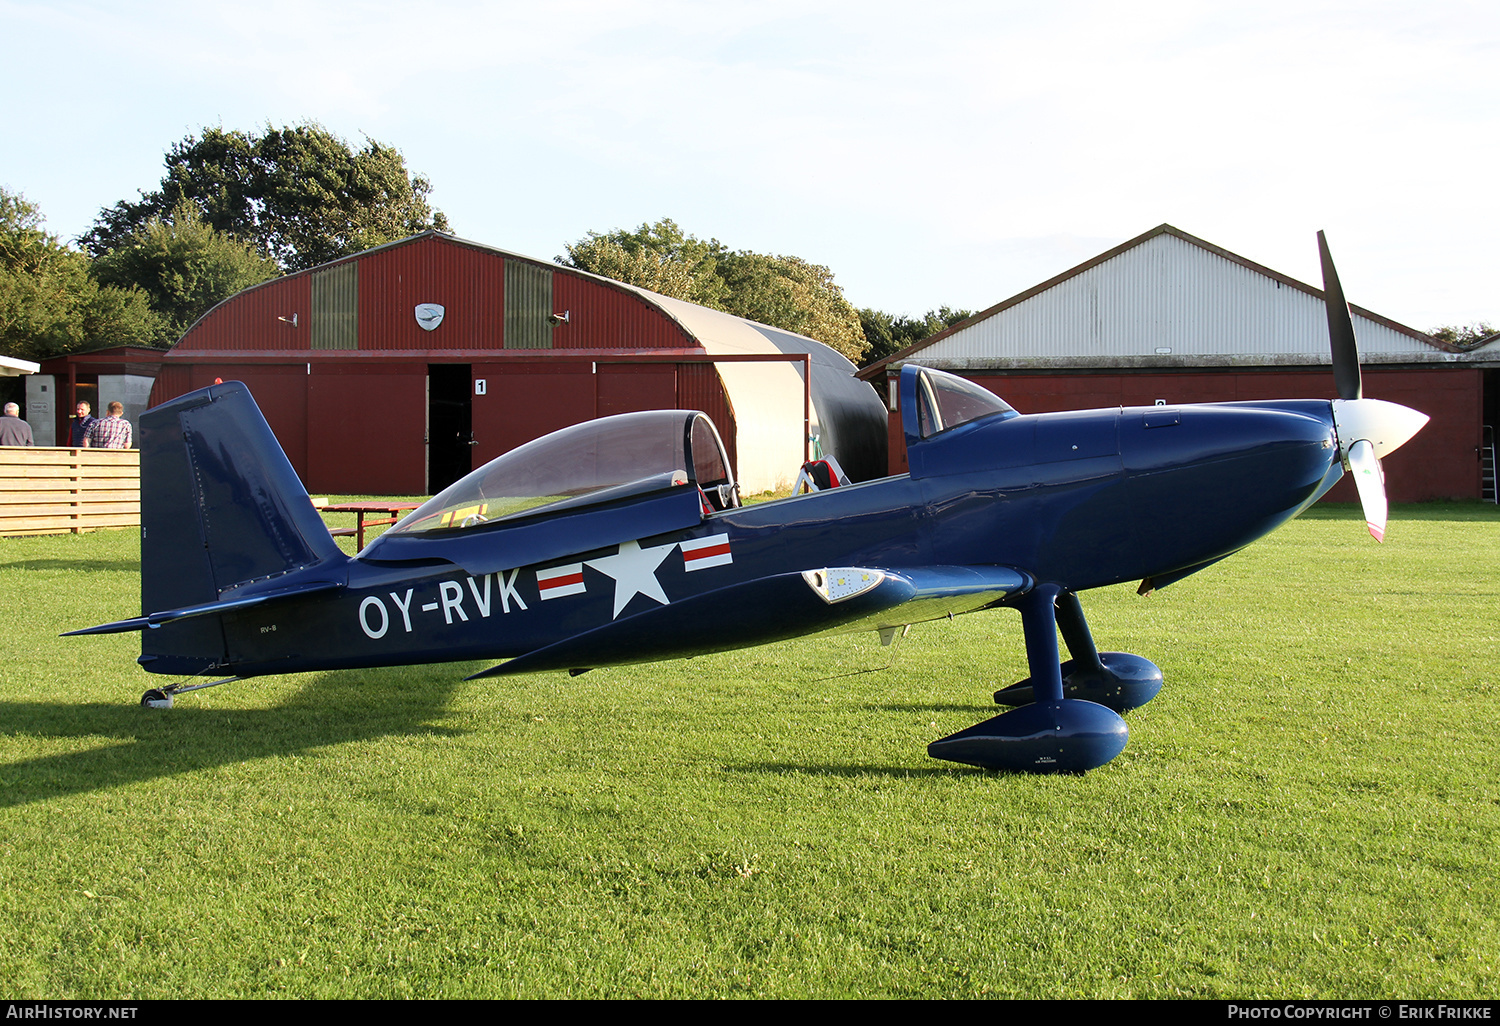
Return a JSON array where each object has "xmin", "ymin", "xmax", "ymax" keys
[
  {"xmin": 1318, "ymin": 231, "xmax": 1363, "ymax": 401},
  {"xmin": 1345, "ymin": 439, "xmax": 1387, "ymax": 542}
]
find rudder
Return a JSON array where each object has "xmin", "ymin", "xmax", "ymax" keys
[{"xmin": 139, "ymin": 382, "xmax": 345, "ymax": 675}]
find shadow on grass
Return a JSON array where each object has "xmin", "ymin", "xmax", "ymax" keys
[
  {"xmin": 1, "ymin": 557, "xmax": 141, "ymax": 573},
  {"xmin": 870, "ymin": 702, "xmax": 1011, "ymax": 714},
  {"xmin": 727, "ymin": 761, "xmax": 979, "ymax": 778},
  {"xmin": 0, "ymin": 670, "xmax": 464, "ymax": 808}
]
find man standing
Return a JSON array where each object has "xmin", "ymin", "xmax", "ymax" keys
[
  {"xmin": 85, "ymin": 401, "xmax": 132, "ymax": 449},
  {"xmin": 0, "ymin": 402, "xmax": 34, "ymax": 446},
  {"xmin": 70, "ymin": 401, "xmax": 97, "ymax": 447}
]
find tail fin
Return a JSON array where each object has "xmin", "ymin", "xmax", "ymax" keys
[{"xmin": 138, "ymin": 382, "xmax": 345, "ymax": 675}]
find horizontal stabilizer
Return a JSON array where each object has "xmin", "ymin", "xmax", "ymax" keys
[
  {"xmin": 469, "ymin": 564, "xmax": 1030, "ymax": 679},
  {"xmin": 63, "ymin": 577, "xmax": 344, "ymax": 636}
]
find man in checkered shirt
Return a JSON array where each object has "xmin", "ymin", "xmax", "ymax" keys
[{"xmin": 85, "ymin": 401, "xmax": 132, "ymax": 449}]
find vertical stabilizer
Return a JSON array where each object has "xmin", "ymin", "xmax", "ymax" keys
[{"xmin": 139, "ymin": 382, "xmax": 345, "ymax": 675}]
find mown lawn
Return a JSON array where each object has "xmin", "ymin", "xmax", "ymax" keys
[{"xmin": 0, "ymin": 503, "xmax": 1495, "ymax": 998}]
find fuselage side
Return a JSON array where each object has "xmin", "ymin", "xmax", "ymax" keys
[{"xmin": 184, "ymin": 398, "xmax": 1340, "ymax": 679}]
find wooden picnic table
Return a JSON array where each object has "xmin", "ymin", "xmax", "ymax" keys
[{"xmin": 314, "ymin": 500, "xmax": 421, "ymax": 548}]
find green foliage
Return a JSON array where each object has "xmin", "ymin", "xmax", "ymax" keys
[
  {"xmin": 1428, "ymin": 322, "xmax": 1496, "ymax": 348},
  {"xmin": 1, "ymin": 505, "xmax": 1497, "ymax": 997},
  {"xmin": 0, "ymin": 189, "xmax": 164, "ymax": 361},
  {"xmin": 562, "ymin": 219, "xmax": 867, "ymax": 363},
  {"xmin": 91, "ymin": 199, "xmax": 279, "ymax": 341},
  {"xmin": 565, "ymin": 218, "xmax": 729, "ymax": 309},
  {"xmin": 563, "ymin": 235, "xmax": 707, "ymax": 305},
  {"xmin": 859, "ymin": 306, "xmax": 973, "ymax": 367},
  {"xmin": 83, "ymin": 124, "xmax": 449, "ymax": 272}
]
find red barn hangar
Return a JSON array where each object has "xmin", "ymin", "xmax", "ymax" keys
[{"xmin": 149, "ymin": 231, "xmax": 889, "ymax": 497}]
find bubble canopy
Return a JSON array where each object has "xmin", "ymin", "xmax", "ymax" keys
[
  {"xmin": 905, "ymin": 365, "xmax": 1018, "ymax": 442},
  {"xmin": 389, "ymin": 410, "xmax": 737, "ymax": 535}
]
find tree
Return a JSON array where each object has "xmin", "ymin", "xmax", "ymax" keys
[
  {"xmin": 91, "ymin": 199, "xmax": 279, "ymax": 341},
  {"xmin": 563, "ymin": 219, "xmax": 729, "ymax": 309},
  {"xmin": 1428, "ymin": 322, "xmax": 1496, "ymax": 348},
  {"xmin": 561, "ymin": 219, "xmax": 868, "ymax": 363},
  {"xmin": 0, "ymin": 189, "xmax": 163, "ymax": 362},
  {"xmin": 858, "ymin": 306, "xmax": 973, "ymax": 367},
  {"xmin": 83, "ymin": 124, "xmax": 450, "ymax": 271},
  {"xmin": 563, "ymin": 233, "xmax": 705, "ymax": 303}
]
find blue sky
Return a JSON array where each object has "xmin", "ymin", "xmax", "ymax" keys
[{"xmin": 3, "ymin": 0, "xmax": 1495, "ymax": 331}]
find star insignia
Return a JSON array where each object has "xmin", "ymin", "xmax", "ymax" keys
[{"xmin": 585, "ymin": 539, "xmax": 678, "ymax": 618}]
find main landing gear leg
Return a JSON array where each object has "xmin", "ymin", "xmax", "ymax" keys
[
  {"xmin": 928, "ymin": 585, "xmax": 1130, "ymax": 773},
  {"xmin": 992, "ymin": 590, "xmax": 1163, "ymax": 713}
]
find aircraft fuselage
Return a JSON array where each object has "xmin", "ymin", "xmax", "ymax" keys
[{"xmin": 176, "ymin": 398, "xmax": 1340, "ymax": 681}]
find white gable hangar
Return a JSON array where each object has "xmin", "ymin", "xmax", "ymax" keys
[
  {"xmin": 859, "ymin": 225, "xmax": 1493, "ymax": 503},
  {"xmin": 894, "ymin": 224, "xmax": 1450, "ymax": 369}
]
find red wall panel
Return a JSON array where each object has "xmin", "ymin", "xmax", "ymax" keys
[
  {"xmin": 150, "ymin": 363, "xmax": 311, "ymax": 482},
  {"xmin": 469, "ymin": 361, "xmax": 596, "ymax": 469},
  {"xmin": 359, "ymin": 240, "xmax": 507, "ymax": 351},
  {"xmin": 307, "ymin": 364, "xmax": 426, "ymax": 495},
  {"xmin": 174, "ymin": 277, "xmax": 312, "ymax": 352},
  {"xmin": 551, "ymin": 274, "xmax": 697, "ymax": 351},
  {"xmin": 597, "ymin": 364, "xmax": 678, "ymax": 418}
]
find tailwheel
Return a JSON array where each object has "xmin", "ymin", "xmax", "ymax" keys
[
  {"xmin": 141, "ymin": 688, "xmax": 174, "ymax": 709},
  {"xmin": 929, "ymin": 699, "xmax": 1128, "ymax": 773},
  {"xmin": 136, "ymin": 674, "xmax": 242, "ymax": 708}
]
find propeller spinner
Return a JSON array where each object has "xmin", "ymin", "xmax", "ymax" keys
[{"xmin": 1317, "ymin": 231, "xmax": 1429, "ymax": 541}]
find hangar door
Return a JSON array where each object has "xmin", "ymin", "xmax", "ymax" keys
[{"xmin": 307, "ymin": 364, "xmax": 426, "ymax": 495}]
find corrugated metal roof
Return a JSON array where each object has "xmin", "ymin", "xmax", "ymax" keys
[
  {"xmin": 861, "ymin": 225, "xmax": 1468, "ymax": 377},
  {"xmin": 171, "ymin": 232, "xmax": 700, "ymax": 355},
  {"xmin": 356, "ymin": 234, "xmax": 506, "ymax": 350}
]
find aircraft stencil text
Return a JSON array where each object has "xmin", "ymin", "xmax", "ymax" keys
[{"xmin": 359, "ymin": 570, "xmax": 527, "ymax": 639}]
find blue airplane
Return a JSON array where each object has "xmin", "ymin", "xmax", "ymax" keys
[{"xmin": 69, "ymin": 234, "xmax": 1428, "ymax": 773}]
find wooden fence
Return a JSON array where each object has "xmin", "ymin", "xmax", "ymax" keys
[{"xmin": 0, "ymin": 447, "xmax": 140, "ymax": 536}]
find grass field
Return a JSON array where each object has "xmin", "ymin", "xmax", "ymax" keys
[{"xmin": 0, "ymin": 503, "xmax": 1496, "ymax": 998}]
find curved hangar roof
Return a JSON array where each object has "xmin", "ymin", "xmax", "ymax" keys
[{"xmin": 170, "ymin": 231, "xmax": 887, "ymax": 489}]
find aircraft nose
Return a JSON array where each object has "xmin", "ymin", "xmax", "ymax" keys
[{"xmin": 1331, "ymin": 398, "xmax": 1429, "ymax": 461}]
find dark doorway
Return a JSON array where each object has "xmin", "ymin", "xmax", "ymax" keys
[
  {"xmin": 428, "ymin": 364, "xmax": 472, "ymax": 495},
  {"xmin": 63, "ymin": 379, "xmax": 99, "ymax": 447}
]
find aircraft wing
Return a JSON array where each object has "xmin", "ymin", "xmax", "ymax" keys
[{"xmin": 468, "ymin": 564, "xmax": 1031, "ymax": 679}]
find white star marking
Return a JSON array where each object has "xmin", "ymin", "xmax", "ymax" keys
[{"xmin": 585, "ymin": 539, "xmax": 678, "ymax": 618}]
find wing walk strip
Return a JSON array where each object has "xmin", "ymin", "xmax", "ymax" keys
[{"xmin": 468, "ymin": 565, "xmax": 1032, "ymax": 679}]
